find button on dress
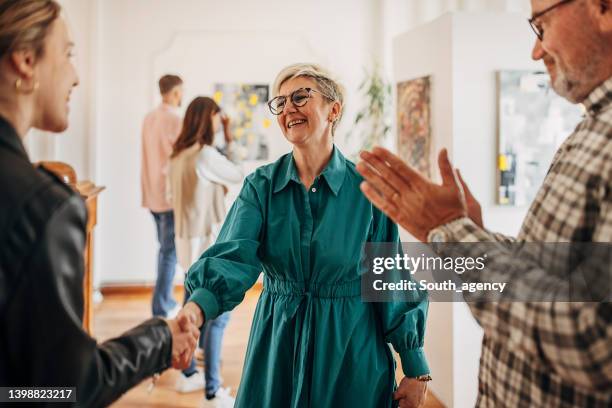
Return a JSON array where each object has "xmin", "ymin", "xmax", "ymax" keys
[{"xmin": 187, "ymin": 146, "xmax": 429, "ymax": 408}]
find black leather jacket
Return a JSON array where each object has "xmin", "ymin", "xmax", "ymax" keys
[{"xmin": 0, "ymin": 116, "xmax": 173, "ymax": 407}]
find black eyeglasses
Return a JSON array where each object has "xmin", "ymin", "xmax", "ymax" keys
[
  {"xmin": 528, "ymin": 0, "xmax": 576, "ymax": 41},
  {"xmin": 267, "ymin": 87, "xmax": 332, "ymax": 115}
]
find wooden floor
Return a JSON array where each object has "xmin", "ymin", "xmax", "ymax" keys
[{"xmin": 94, "ymin": 287, "xmax": 444, "ymax": 407}]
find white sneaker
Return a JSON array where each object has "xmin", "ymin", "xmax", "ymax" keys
[
  {"xmin": 201, "ymin": 387, "xmax": 235, "ymax": 408},
  {"xmin": 174, "ymin": 371, "xmax": 205, "ymax": 393}
]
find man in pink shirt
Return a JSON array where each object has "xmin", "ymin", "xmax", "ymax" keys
[{"xmin": 141, "ymin": 74, "xmax": 183, "ymax": 317}]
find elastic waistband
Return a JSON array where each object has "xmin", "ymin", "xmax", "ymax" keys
[{"xmin": 263, "ymin": 276, "xmax": 362, "ymax": 299}]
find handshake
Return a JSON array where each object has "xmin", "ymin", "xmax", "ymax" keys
[{"xmin": 164, "ymin": 302, "xmax": 206, "ymax": 369}]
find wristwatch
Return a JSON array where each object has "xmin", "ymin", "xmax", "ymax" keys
[{"xmin": 415, "ymin": 374, "xmax": 432, "ymax": 382}]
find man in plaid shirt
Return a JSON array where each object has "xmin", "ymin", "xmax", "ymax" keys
[{"xmin": 356, "ymin": 0, "xmax": 612, "ymax": 406}]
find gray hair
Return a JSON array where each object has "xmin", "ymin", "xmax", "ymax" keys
[{"xmin": 272, "ymin": 63, "xmax": 345, "ymax": 134}]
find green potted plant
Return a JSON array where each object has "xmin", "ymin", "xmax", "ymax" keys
[{"xmin": 348, "ymin": 64, "xmax": 392, "ymax": 156}]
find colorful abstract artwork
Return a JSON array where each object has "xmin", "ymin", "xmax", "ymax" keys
[
  {"xmin": 497, "ymin": 71, "xmax": 583, "ymax": 206},
  {"xmin": 397, "ymin": 76, "xmax": 432, "ymax": 178},
  {"xmin": 213, "ymin": 83, "xmax": 272, "ymax": 160}
]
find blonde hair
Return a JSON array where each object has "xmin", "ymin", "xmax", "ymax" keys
[
  {"xmin": 0, "ymin": 0, "xmax": 61, "ymax": 59},
  {"xmin": 272, "ymin": 63, "xmax": 345, "ymax": 135}
]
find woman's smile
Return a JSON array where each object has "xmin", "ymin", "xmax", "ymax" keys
[{"xmin": 287, "ymin": 119, "xmax": 307, "ymax": 128}]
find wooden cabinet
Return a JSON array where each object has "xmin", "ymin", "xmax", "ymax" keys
[{"xmin": 36, "ymin": 161, "xmax": 104, "ymax": 334}]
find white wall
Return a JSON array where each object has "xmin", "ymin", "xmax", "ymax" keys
[
  {"xmin": 393, "ymin": 12, "xmax": 543, "ymax": 407},
  {"xmin": 93, "ymin": 0, "xmax": 380, "ymax": 284},
  {"xmin": 380, "ymin": 0, "xmax": 531, "ymax": 79}
]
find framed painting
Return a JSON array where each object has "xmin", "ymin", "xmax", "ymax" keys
[
  {"xmin": 397, "ymin": 76, "xmax": 432, "ymax": 178},
  {"xmin": 213, "ymin": 83, "xmax": 272, "ymax": 161},
  {"xmin": 496, "ymin": 71, "xmax": 583, "ymax": 206}
]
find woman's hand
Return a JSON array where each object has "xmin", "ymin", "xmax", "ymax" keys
[
  {"xmin": 177, "ymin": 301, "xmax": 205, "ymax": 328},
  {"xmin": 164, "ymin": 315, "xmax": 199, "ymax": 369},
  {"xmin": 220, "ymin": 113, "xmax": 231, "ymax": 129},
  {"xmin": 393, "ymin": 377, "xmax": 428, "ymax": 408},
  {"xmin": 221, "ymin": 114, "xmax": 233, "ymax": 143}
]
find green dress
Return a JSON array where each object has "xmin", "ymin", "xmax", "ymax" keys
[{"xmin": 186, "ymin": 146, "xmax": 429, "ymax": 408}]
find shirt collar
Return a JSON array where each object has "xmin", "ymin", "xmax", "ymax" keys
[
  {"xmin": 273, "ymin": 145, "xmax": 347, "ymax": 196},
  {"xmin": 0, "ymin": 115, "xmax": 28, "ymax": 161},
  {"xmin": 319, "ymin": 146, "xmax": 346, "ymax": 195},
  {"xmin": 582, "ymin": 76, "xmax": 612, "ymax": 116}
]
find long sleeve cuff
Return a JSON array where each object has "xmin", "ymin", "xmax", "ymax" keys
[
  {"xmin": 188, "ymin": 287, "xmax": 220, "ymax": 322},
  {"xmin": 398, "ymin": 347, "xmax": 430, "ymax": 377},
  {"xmin": 427, "ymin": 217, "xmax": 482, "ymax": 243}
]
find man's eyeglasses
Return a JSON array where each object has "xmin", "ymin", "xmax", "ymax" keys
[
  {"xmin": 267, "ymin": 87, "xmax": 332, "ymax": 115},
  {"xmin": 528, "ymin": 0, "xmax": 576, "ymax": 41}
]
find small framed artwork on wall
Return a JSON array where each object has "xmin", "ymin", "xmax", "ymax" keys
[
  {"xmin": 397, "ymin": 76, "xmax": 432, "ymax": 178},
  {"xmin": 496, "ymin": 71, "xmax": 583, "ymax": 206},
  {"xmin": 213, "ymin": 83, "xmax": 273, "ymax": 161}
]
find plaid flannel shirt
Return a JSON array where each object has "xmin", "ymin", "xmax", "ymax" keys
[{"xmin": 429, "ymin": 77, "xmax": 612, "ymax": 407}]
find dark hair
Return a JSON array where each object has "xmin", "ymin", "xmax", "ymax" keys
[
  {"xmin": 158, "ymin": 74, "xmax": 182, "ymax": 95},
  {"xmin": 171, "ymin": 96, "xmax": 220, "ymax": 158},
  {"xmin": 0, "ymin": 0, "xmax": 61, "ymax": 59}
]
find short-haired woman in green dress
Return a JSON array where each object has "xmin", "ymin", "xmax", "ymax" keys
[{"xmin": 178, "ymin": 63, "xmax": 431, "ymax": 408}]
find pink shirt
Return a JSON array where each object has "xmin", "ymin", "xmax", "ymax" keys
[{"xmin": 141, "ymin": 104, "xmax": 182, "ymax": 212}]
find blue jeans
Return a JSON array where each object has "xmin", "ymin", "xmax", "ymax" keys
[
  {"xmin": 183, "ymin": 304, "xmax": 231, "ymax": 395},
  {"xmin": 151, "ymin": 210, "xmax": 178, "ymax": 317}
]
